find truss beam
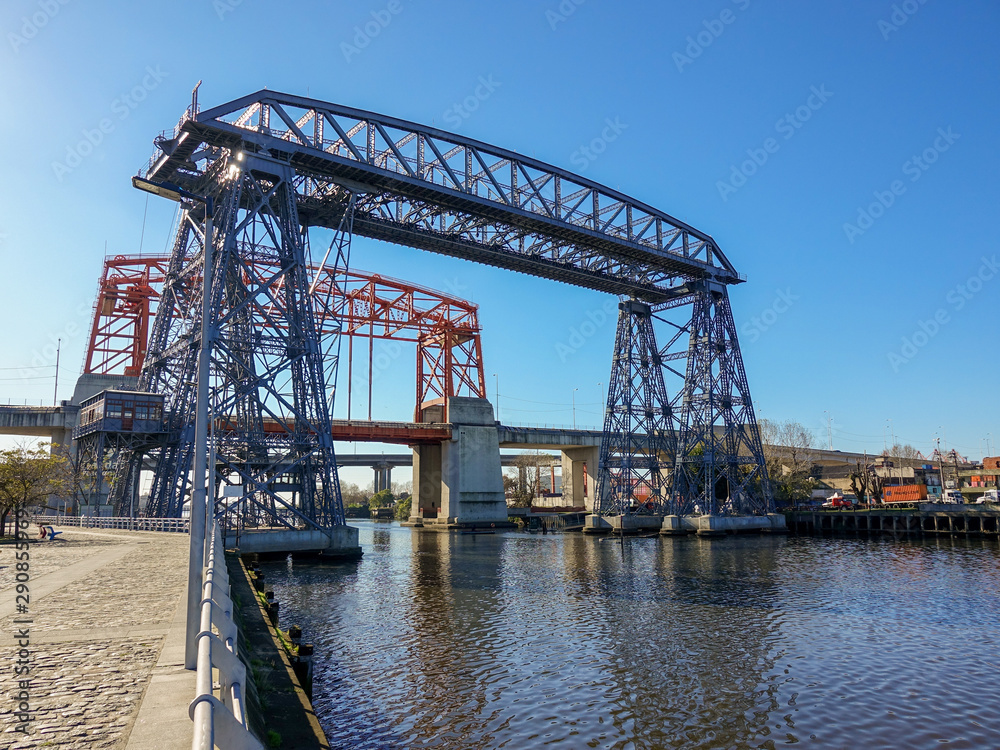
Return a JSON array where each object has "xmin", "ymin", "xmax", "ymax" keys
[{"xmin": 143, "ymin": 91, "xmax": 742, "ymax": 304}]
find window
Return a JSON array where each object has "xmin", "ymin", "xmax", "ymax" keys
[{"xmin": 106, "ymin": 402, "xmax": 122, "ymax": 419}]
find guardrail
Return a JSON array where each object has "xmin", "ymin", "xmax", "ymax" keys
[
  {"xmin": 190, "ymin": 519, "xmax": 263, "ymax": 750},
  {"xmin": 33, "ymin": 515, "xmax": 190, "ymax": 533}
]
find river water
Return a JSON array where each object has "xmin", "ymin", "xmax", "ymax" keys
[{"xmin": 260, "ymin": 523, "xmax": 1000, "ymax": 749}]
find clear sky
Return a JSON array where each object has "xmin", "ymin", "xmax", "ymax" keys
[{"xmin": 1, "ymin": 0, "xmax": 998, "ymax": 476}]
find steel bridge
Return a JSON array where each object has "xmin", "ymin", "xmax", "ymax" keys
[
  {"xmin": 85, "ymin": 254, "xmax": 485, "ymax": 422},
  {"xmin": 104, "ymin": 88, "xmax": 771, "ymax": 538}
]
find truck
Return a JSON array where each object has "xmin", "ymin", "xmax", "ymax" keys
[
  {"xmin": 943, "ymin": 490, "xmax": 964, "ymax": 504},
  {"xmin": 883, "ymin": 485, "xmax": 927, "ymax": 504},
  {"xmin": 976, "ymin": 489, "xmax": 999, "ymax": 504}
]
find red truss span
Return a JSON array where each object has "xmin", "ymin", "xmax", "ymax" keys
[{"xmin": 85, "ymin": 254, "xmax": 485, "ymax": 420}]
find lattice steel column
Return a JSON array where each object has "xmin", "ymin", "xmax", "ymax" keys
[
  {"xmin": 672, "ymin": 282, "xmax": 772, "ymax": 516},
  {"xmin": 594, "ymin": 299, "xmax": 677, "ymax": 517},
  {"xmin": 114, "ymin": 152, "xmax": 350, "ymax": 532}
]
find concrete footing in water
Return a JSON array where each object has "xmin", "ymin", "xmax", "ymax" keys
[
  {"xmin": 223, "ymin": 525, "xmax": 362, "ymax": 557},
  {"xmin": 582, "ymin": 513, "xmax": 787, "ymax": 536}
]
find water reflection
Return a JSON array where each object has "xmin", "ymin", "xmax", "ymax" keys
[{"xmin": 260, "ymin": 524, "xmax": 1000, "ymax": 750}]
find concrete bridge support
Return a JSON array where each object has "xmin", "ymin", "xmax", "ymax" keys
[
  {"xmin": 560, "ymin": 446, "xmax": 598, "ymax": 511},
  {"xmin": 373, "ymin": 463, "xmax": 392, "ymax": 493},
  {"xmin": 406, "ymin": 397, "xmax": 507, "ymax": 529}
]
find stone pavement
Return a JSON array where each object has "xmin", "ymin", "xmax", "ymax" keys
[{"xmin": 0, "ymin": 526, "xmax": 194, "ymax": 749}]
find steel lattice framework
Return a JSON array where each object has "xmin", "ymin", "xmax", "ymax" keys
[
  {"xmin": 84, "ymin": 255, "xmax": 486, "ymax": 421},
  {"xmin": 126, "ymin": 89, "xmax": 770, "ymax": 521},
  {"xmin": 594, "ymin": 300, "xmax": 676, "ymax": 516}
]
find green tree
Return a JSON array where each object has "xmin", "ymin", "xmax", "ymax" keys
[
  {"xmin": 394, "ymin": 495, "xmax": 412, "ymax": 521},
  {"xmin": 368, "ymin": 489, "xmax": 395, "ymax": 509},
  {"xmin": 0, "ymin": 443, "xmax": 66, "ymax": 536}
]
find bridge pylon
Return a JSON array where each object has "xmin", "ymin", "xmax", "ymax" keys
[
  {"xmin": 593, "ymin": 300, "xmax": 677, "ymax": 519},
  {"xmin": 671, "ymin": 282, "xmax": 773, "ymax": 516},
  {"xmin": 113, "ymin": 151, "xmax": 357, "ymax": 550}
]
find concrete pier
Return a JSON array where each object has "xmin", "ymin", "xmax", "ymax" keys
[
  {"xmin": 787, "ymin": 504, "xmax": 1000, "ymax": 537},
  {"xmin": 407, "ymin": 397, "xmax": 508, "ymax": 530},
  {"xmin": 222, "ymin": 525, "xmax": 362, "ymax": 557},
  {"xmin": 583, "ymin": 513, "xmax": 787, "ymax": 536}
]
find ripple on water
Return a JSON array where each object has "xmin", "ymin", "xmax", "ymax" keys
[{"xmin": 260, "ymin": 525, "xmax": 1000, "ymax": 749}]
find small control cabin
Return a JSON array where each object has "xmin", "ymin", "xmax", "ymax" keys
[{"xmin": 75, "ymin": 390, "xmax": 165, "ymax": 438}]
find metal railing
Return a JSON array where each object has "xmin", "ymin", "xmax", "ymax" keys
[
  {"xmin": 190, "ymin": 519, "xmax": 263, "ymax": 750},
  {"xmin": 33, "ymin": 515, "xmax": 190, "ymax": 533}
]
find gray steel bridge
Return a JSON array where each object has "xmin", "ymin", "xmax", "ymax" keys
[{"xmin": 102, "ymin": 88, "xmax": 771, "ymax": 536}]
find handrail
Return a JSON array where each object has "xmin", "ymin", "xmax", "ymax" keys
[
  {"xmin": 190, "ymin": 518, "xmax": 264, "ymax": 750},
  {"xmin": 32, "ymin": 515, "xmax": 190, "ymax": 533}
]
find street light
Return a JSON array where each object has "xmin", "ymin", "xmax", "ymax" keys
[
  {"xmin": 135, "ymin": 174, "xmax": 215, "ymax": 671},
  {"xmin": 572, "ymin": 388, "xmax": 579, "ymax": 430},
  {"xmin": 493, "ymin": 373, "xmax": 499, "ymax": 422}
]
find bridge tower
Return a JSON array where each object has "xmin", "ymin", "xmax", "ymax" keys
[
  {"xmin": 672, "ymin": 282, "xmax": 772, "ymax": 516},
  {"xmin": 594, "ymin": 300, "xmax": 676, "ymax": 523},
  {"xmin": 592, "ymin": 282, "xmax": 773, "ymax": 525},
  {"xmin": 113, "ymin": 151, "xmax": 358, "ymax": 552}
]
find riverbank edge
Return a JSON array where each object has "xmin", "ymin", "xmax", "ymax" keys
[{"xmin": 226, "ymin": 551, "xmax": 331, "ymax": 750}]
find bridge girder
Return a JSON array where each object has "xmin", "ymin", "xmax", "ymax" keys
[{"xmin": 146, "ymin": 90, "xmax": 742, "ymax": 304}]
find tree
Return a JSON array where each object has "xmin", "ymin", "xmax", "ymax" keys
[
  {"xmin": 850, "ymin": 455, "xmax": 885, "ymax": 504},
  {"xmin": 341, "ymin": 481, "xmax": 369, "ymax": 508},
  {"xmin": 51, "ymin": 443, "xmax": 103, "ymax": 516},
  {"xmin": 394, "ymin": 495, "xmax": 412, "ymax": 521},
  {"xmin": 0, "ymin": 443, "xmax": 66, "ymax": 537},
  {"xmin": 884, "ymin": 443, "xmax": 924, "ymax": 461},
  {"xmin": 759, "ymin": 418, "xmax": 817, "ymax": 506},
  {"xmin": 504, "ymin": 452, "xmax": 546, "ymax": 507},
  {"xmin": 368, "ymin": 489, "xmax": 395, "ymax": 509}
]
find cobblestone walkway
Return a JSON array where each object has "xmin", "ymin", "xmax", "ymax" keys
[{"xmin": 0, "ymin": 528, "xmax": 190, "ymax": 749}]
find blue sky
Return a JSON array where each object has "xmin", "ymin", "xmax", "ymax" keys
[{"xmin": 1, "ymin": 0, "xmax": 998, "ymax": 472}]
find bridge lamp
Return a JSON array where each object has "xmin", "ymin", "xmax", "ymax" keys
[{"xmin": 134, "ymin": 173, "xmax": 215, "ymax": 670}]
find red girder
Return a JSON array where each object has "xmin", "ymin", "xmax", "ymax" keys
[{"xmin": 84, "ymin": 254, "xmax": 486, "ymax": 418}]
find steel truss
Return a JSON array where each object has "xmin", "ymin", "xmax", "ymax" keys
[
  {"xmin": 145, "ymin": 90, "xmax": 740, "ymax": 302},
  {"xmin": 86, "ymin": 256, "xmax": 486, "ymax": 424},
  {"xmin": 669, "ymin": 283, "xmax": 772, "ymax": 515},
  {"xmin": 594, "ymin": 300, "xmax": 676, "ymax": 517},
  {"xmin": 115, "ymin": 153, "xmax": 346, "ymax": 531},
  {"xmin": 131, "ymin": 89, "xmax": 770, "ymax": 521},
  {"xmin": 596, "ymin": 288, "xmax": 772, "ymax": 517}
]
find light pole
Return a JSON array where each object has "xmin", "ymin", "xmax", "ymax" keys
[
  {"xmin": 887, "ymin": 419, "xmax": 897, "ymax": 486},
  {"xmin": 824, "ymin": 410, "xmax": 833, "ymax": 450},
  {"xmin": 572, "ymin": 388, "xmax": 578, "ymax": 430},
  {"xmin": 53, "ymin": 337, "xmax": 61, "ymax": 406},
  {"xmin": 493, "ymin": 373, "xmax": 499, "ymax": 422},
  {"xmin": 134, "ymin": 175, "xmax": 214, "ymax": 671},
  {"xmin": 937, "ymin": 437, "xmax": 945, "ymax": 500}
]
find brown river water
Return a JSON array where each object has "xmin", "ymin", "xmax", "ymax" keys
[{"xmin": 261, "ymin": 523, "xmax": 1000, "ymax": 750}]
